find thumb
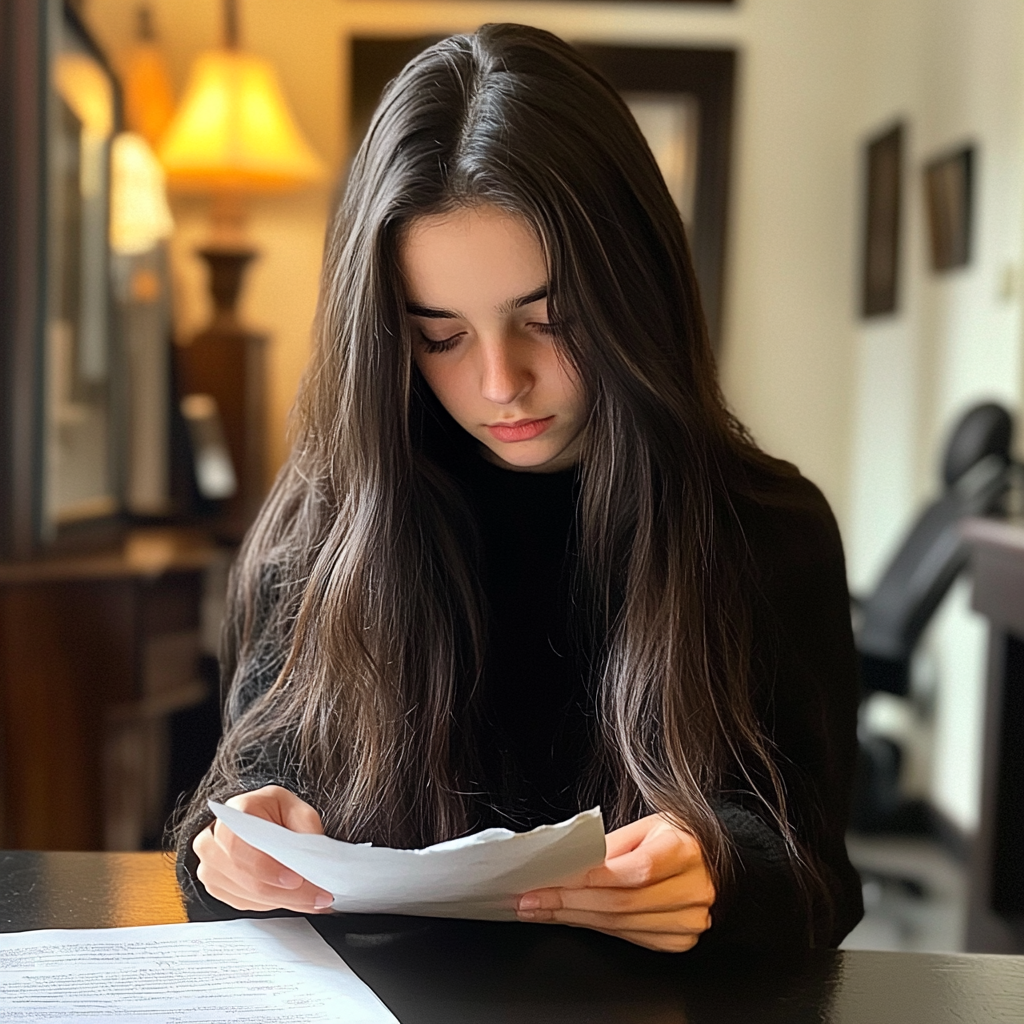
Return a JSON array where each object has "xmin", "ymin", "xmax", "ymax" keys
[
  {"xmin": 277, "ymin": 793, "xmax": 325, "ymax": 835},
  {"xmin": 229, "ymin": 785, "xmax": 325, "ymax": 834}
]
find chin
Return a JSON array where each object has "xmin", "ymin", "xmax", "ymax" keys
[
  {"xmin": 486, "ymin": 442, "xmax": 570, "ymax": 473},
  {"xmin": 498, "ymin": 451, "xmax": 549, "ymax": 469}
]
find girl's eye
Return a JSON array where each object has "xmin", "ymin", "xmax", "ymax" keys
[
  {"xmin": 417, "ymin": 329, "xmax": 464, "ymax": 354},
  {"xmin": 529, "ymin": 322, "xmax": 559, "ymax": 336}
]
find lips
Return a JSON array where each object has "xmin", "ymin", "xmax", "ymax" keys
[{"xmin": 486, "ymin": 416, "xmax": 554, "ymax": 443}]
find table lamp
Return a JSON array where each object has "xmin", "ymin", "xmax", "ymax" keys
[
  {"xmin": 156, "ymin": 0, "xmax": 325, "ymax": 536},
  {"xmin": 121, "ymin": 6, "xmax": 176, "ymax": 151}
]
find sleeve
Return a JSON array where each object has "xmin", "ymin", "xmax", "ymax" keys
[
  {"xmin": 174, "ymin": 567, "xmax": 300, "ymax": 918},
  {"xmin": 699, "ymin": 477, "xmax": 864, "ymax": 952}
]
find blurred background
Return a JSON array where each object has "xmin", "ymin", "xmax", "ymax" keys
[{"xmin": 1, "ymin": 0, "xmax": 1023, "ymax": 956}]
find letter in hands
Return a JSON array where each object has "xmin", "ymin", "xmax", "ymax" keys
[
  {"xmin": 193, "ymin": 785, "xmax": 335, "ymax": 914},
  {"xmin": 515, "ymin": 813, "xmax": 716, "ymax": 952}
]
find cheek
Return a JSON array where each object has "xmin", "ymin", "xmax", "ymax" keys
[
  {"xmin": 415, "ymin": 357, "xmax": 472, "ymax": 420},
  {"xmin": 551, "ymin": 355, "xmax": 585, "ymax": 413}
]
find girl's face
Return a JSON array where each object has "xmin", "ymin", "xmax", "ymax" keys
[{"xmin": 401, "ymin": 205, "xmax": 587, "ymax": 473}]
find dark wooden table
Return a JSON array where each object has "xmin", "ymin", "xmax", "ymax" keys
[{"xmin": 3, "ymin": 851, "xmax": 1024, "ymax": 1022}]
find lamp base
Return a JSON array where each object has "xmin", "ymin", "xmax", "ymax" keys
[
  {"xmin": 197, "ymin": 246, "xmax": 255, "ymax": 327},
  {"xmin": 176, "ymin": 247, "xmax": 267, "ymax": 541}
]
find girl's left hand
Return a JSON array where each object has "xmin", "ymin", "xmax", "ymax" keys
[{"xmin": 515, "ymin": 813, "xmax": 716, "ymax": 952}]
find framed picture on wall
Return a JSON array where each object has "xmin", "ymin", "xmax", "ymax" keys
[
  {"xmin": 860, "ymin": 123, "xmax": 903, "ymax": 318},
  {"xmin": 0, "ymin": 0, "xmax": 127, "ymax": 559},
  {"xmin": 574, "ymin": 45, "xmax": 734, "ymax": 352},
  {"xmin": 347, "ymin": 39, "xmax": 736, "ymax": 351},
  {"xmin": 924, "ymin": 146, "xmax": 973, "ymax": 272}
]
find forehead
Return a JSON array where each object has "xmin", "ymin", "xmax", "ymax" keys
[{"xmin": 399, "ymin": 205, "xmax": 547, "ymax": 306}]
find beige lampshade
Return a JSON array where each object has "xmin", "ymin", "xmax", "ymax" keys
[{"xmin": 157, "ymin": 49, "xmax": 325, "ymax": 192}]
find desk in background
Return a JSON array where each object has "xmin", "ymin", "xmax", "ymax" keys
[
  {"xmin": 2, "ymin": 850, "xmax": 1024, "ymax": 1024},
  {"xmin": 964, "ymin": 518, "xmax": 1024, "ymax": 954}
]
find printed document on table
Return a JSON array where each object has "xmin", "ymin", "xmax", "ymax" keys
[
  {"xmin": 0, "ymin": 917, "xmax": 397, "ymax": 1024},
  {"xmin": 210, "ymin": 801, "xmax": 607, "ymax": 921}
]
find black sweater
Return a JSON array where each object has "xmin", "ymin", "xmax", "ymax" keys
[{"xmin": 178, "ymin": 455, "xmax": 864, "ymax": 950}]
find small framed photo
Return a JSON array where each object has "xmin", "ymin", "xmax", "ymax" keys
[
  {"xmin": 924, "ymin": 147, "xmax": 973, "ymax": 271},
  {"xmin": 861, "ymin": 123, "xmax": 903, "ymax": 318}
]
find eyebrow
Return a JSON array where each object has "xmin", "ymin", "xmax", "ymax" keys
[
  {"xmin": 405, "ymin": 285, "xmax": 548, "ymax": 319},
  {"xmin": 499, "ymin": 285, "xmax": 548, "ymax": 314}
]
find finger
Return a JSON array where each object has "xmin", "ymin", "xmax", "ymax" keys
[
  {"xmin": 195, "ymin": 868, "xmax": 285, "ymax": 912},
  {"xmin": 194, "ymin": 861, "xmax": 283, "ymax": 911},
  {"xmin": 281, "ymin": 801, "xmax": 325, "ymax": 834},
  {"xmin": 192, "ymin": 822, "xmax": 280, "ymax": 885},
  {"xmin": 200, "ymin": 823, "xmax": 333, "ymax": 905},
  {"xmin": 518, "ymin": 905, "xmax": 712, "ymax": 935},
  {"xmin": 523, "ymin": 914, "xmax": 701, "ymax": 953},
  {"xmin": 197, "ymin": 861, "xmax": 335, "ymax": 914},
  {"xmin": 586, "ymin": 825, "xmax": 701, "ymax": 889},
  {"xmin": 227, "ymin": 786, "xmax": 325, "ymax": 834},
  {"xmin": 210, "ymin": 820, "xmax": 309, "ymax": 889},
  {"xmin": 603, "ymin": 815, "xmax": 660, "ymax": 860},
  {"xmin": 599, "ymin": 928, "xmax": 702, "ymax": 953},
  {"xmin": 521, "ymin": 873, "xmax": 714, "ymax": 915}
]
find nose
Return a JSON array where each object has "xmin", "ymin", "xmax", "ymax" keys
[{"xmin": 479, "ymin": 335, "xmax": 533, "ymax": 406}]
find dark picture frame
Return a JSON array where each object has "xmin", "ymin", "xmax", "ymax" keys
[
  {"xmin": 0, "ymin": 0, "xmax": 47, "ymax": 561},
  {"xmin": 860, "ymin": 123, "xmax": 903, "ymax": 318},
  {"xmin": 576, "ymin": 45, "xmax": 735, "ymax": 351},
  {"xmin": 0, "ymin": 0, "xmax": 125, "ymax": 561},
  {"xmin": 925, "ymin": 146, "xmax": 973, "ymax": 272},
  {"xmin": 44, "ymin": 4, "xmax": 125, "ymax": 538}
]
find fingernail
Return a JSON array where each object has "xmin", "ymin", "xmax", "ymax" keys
[
  {"xmin": 313, "ymin": 893, "xmax": 333, "ymax": 909},
  {"xmin": 518, "ymin": 894, "xmax": 540, "ymax": 910},
  {"xmin": 278, "ymin": 868, "xmax": 303, "ymax": 888},
  {"xmin": 517, "ymin": 909, "xmax": 551, "ymax": 922}
]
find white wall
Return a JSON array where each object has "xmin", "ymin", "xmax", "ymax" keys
[{"xmin": 846, "ymin": 0, "xmax": 1024, "ymax": 833}]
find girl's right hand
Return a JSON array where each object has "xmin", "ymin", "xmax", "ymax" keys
[{"xmin": 192, "ymin": 784, "xmax": 335, "ymax": 913}]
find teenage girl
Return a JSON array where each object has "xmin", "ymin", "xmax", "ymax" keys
[{"xmin": 176, "ymin": 23, "xmax": 864, "ymax": 953}]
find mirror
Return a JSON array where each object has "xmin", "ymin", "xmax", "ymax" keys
[{"xmin": 43, "ymin": 4, "xmax": 121, "ymax": 538}]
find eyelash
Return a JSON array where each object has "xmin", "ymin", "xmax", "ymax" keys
[
  {"xmin": 417, "ymin": 331, "xmax": 463, "ymax": 355},
  {"xmin": 417, "ymin": 322, "xmax": 559, "ymax": 354}
]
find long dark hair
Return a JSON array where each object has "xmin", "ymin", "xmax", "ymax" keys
[{"xmin": 177, "ymin": 23, "xmax": 818, "ymax": 923}]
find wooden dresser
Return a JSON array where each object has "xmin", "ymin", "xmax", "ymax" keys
[
  {"xmin": 962, "ymin": 517, "xmax": 1024, "ymax": 952},
  {"xmin": 0, "ymin": 528, "xmax": 223, "ymax": 851}
]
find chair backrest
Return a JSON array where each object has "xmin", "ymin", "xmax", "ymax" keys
[
  {"xmin": 942, "ymin": 403, "xmax": 1014, "ymax": 487},
  {"xmin": 857, "ymin": 403, "xmax": 1014, "ymax": 688}
]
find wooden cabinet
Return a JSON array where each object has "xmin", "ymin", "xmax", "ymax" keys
[
  {"xmin": 0, "ymin": 529, "xmax": 222, "ymax": 850},
  {"xmin": 963, "ymin": 518, "xmax": 1024, "ymax": 952}
]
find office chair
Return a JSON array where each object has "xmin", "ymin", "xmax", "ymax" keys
[{"xmin": 851, "ymin": 401, "xmax": 1016, "ymax": 833}]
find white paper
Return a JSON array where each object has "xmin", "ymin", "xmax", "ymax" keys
[
  {"xmin": 0, "ymin": 917, "xmax": 397, "ymax": 1024},
  {"xmin": 210, "ymin": 802, "xmax": 607, "ymax": 921}
]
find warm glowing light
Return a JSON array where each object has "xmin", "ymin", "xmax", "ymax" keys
[
  {"xmin": 110, "ymin": 132, "xmax": 174, "ymax": 255},
  {"xmin": 122, "ymin": 43, "xmax": 176, "ymax": 148},
  {"xmin": 54, "ymin": 52, "xmax": 114, "ymax": 137},
  {"xmin": 157, "ymin": 49, "xmax": 326, "ymax": 192}
]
